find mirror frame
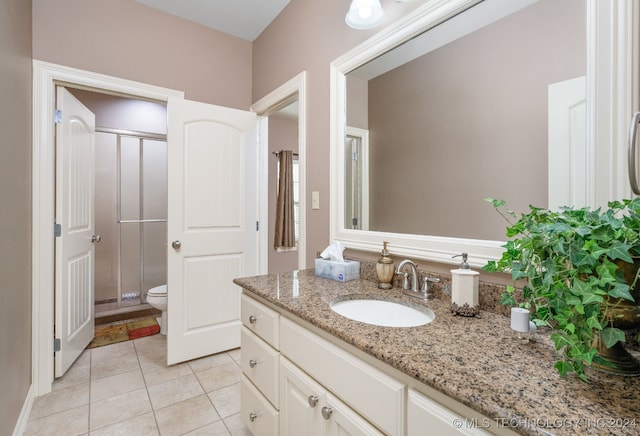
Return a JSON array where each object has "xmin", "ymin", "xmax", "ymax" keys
[{"xmin": 330, "ymin": 0, "xmax": 639, "ymax": 268}]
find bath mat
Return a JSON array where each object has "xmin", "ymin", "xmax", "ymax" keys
[{"xmin": 87, "ymin": 316, "xmax": 160, "ymax": 348}]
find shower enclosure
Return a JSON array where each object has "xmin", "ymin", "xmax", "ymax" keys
[{"xmin": 94, "ymin": 129, "xmax": 167, "ymax": 315}]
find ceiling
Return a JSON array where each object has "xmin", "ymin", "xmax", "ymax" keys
[{"xmin": 134, "ymin": 0, "xmax": 291, "ymax": 41}]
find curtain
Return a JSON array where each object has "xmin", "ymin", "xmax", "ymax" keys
[{"xmin": 274, "ymin": 150, "xmax": 295, "ymax": 248}]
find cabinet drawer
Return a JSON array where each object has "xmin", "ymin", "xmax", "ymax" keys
[
  {"xmin": 241, "ymin": 374, "xmax": 279, "ymax": 436},
  {"xmin": 280, "ymin": 317, "xmax": 405, "ymax": 436},
  {"xmin": 241, "ymin": 293, "xmax": 279, "ymax": 349},
  {"xmin": 408, "ymin": 389, "xmax": 491, "ymax": 435},
  {"xmin": 241, "ymin": 326, "xmax": 279, "ymax": 408}
]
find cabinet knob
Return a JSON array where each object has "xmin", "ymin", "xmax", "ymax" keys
[
  {"xmin": 249, "ymin": 412, "xmax": 259, "ymax": 422},
  {"xmin": 249, "ymin": 359, "xmax": 258, "ymax": 368},
  {"xmin": 307, "ymin": 395, "xmax": 319, "ymax": 408},
  {"xmin": 249, "ymin": 315, "xmax": 257, "ymax": 324},
  {"xmin": 321, "ymin": 406, "xmax": 333, "ymax": 420}
]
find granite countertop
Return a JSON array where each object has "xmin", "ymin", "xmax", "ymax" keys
[{"xmin": 234, "ymin": 269, "xmax": 640, "ymax": 436}]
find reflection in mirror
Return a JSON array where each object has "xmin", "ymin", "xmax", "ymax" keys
[
  {"xmin": 269, "ymin": 100, "xmax": 301, "ymax": 273},
  {"xmin": 345, "ymin": 126, "xmax": 370, "ymax": 230},
  {"xmin": 345, "ymin": 0, "xmax": 585, "ymax": 241}
]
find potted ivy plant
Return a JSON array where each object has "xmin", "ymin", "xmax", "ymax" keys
[{"xmin": 483, "ymin": 198, "xmax": 640, "ymax": 382}]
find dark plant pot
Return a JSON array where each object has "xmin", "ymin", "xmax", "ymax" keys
[
  {"xmin": 592, "ymin": 331, "xmax": 640, "ymax": 376},
  {"xmin": 607, "ymin": 258, "xmax": 640, "ymax": 329},
  {"xmin": 592, "ymin": 258, "xmax": 640, "ymax": 375}
]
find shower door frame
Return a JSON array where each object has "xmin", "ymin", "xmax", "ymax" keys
[{"xmin": 95, "ymin": 127, "xmax": 168, "ymax": 314}]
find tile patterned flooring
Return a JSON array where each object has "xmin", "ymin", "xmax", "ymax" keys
[{"xmin": 25, "ymin": 334, "xmax": 251, "ymax": 435}]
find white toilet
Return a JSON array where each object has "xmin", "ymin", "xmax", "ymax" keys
[{"xmin": 146, "ymin": 284, "xmax": 167, "ymax": 335}]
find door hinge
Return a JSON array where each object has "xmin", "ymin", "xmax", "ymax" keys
[
  {"xmin": 256, "ymin": 221, "xmax": 259, "ymax": 231},
  {"xmin": 53, "ymin": 338, "xmax": 61, "ymax": 352},
  {"xmin": 54, "ymin": 223, "xmax": 61, "ymax": 237},
  {"xmin": 54, "ymin": 109, "xmax": 62, "ymax": 124},
  {"xmin": 352, "ymin": 152, "xmax": 358, "ymax": 161}
]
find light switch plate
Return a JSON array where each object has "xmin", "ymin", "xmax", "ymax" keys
[{"xmin": 312, "ymin": 191, "xmax": 320, "ymax": 209}]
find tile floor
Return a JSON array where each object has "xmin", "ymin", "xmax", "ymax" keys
[{"xmin": 24, "ymin": 334, "xmax": 252, "ymax": 435}]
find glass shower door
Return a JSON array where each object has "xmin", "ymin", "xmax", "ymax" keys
[
  {"xmin": 119, "ymin": 135, "xmax": 167, "ymax": 307},
  {"xmin": 94, "ymin": 131, "xmax": 167, "ymax": 314}
]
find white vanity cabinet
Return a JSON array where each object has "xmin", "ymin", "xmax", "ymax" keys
[
  {"xmin": 279, "ymin": 317, "xmax": 404, "ymax": 435},
  {"xmin": 241, "ymin": 292, "xmax": 505, "ymax": 436},
  {"xmin": 280, "ymin": 356, "xmax": 383, "ymax": 436},
  {"xmin": 240, "ymin": 294, "xmax": 280, "ymax": 435},
  {"xmin": 279, "ymin": 357, "xmax": 325, "ymax": 436},
  {"xmin": 408, "ymin": 389, "xmax": 491, "ymax": 436},
  {"xmin": 323, "ymin": 393, "xmax": 384, "ymax": 436}
]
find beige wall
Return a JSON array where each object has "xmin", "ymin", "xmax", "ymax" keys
[
  {"xmin": 346, "ymin": 75, "xmax": 369, "ymax": 129},
  {"xmin": 70, "ymin": 89, "xmax": 167, "ymax": 135},
  {"xmin": 32, "ymin": 0, "xmax": 427, "ymax": 269},
  {"xmin": 253, "ymin": 0, "xmax": 425, "ymax": 265},
  {"xmin": 368, "ymin": 0, "xmax": 585, "ymax": 240},
  {"xmin": 32, "ymin": 0, "xmax": 252, "ymax": 109},
  {"xmin": 0, "ymin": 0, "xmax": 32, "ymax": 434}
]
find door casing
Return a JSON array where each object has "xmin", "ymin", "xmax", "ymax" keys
[
  {"xmin": 251, "ymin": 71, "xmax": 307, "ymax": 271},
  {"xmin": 32, "ymin": 60, "xmax": 268, "ymax": 395}
]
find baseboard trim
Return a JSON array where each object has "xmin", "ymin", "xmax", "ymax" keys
[{"xmin": 12, "ymin": 384, "xmax": 34, "ymax": 436}]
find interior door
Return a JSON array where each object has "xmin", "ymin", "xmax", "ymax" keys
[
  {"xmin": 54, "ymin": 87, "xmax": 96, "ymax": 377},
  {"xmin": 548, "ymin": 75, "xmax": 587, "ymax": 210},
  {"xmin": 167, "ymin": 98, "xmax": 258, "ymax": 364}
]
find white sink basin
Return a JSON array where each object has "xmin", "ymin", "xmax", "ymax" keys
[{"xmin": 330, "ymin": 296, "xmax": 435, "ymax": 327}]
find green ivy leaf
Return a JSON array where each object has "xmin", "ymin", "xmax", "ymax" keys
[
  {"xmin": 485, "ymin": 198, "xmax": 640, "ymax": 382},
  {"xmin": 608, "ymin": 283, "xmax": 634, "ymax": 301},
  {"xmin": 582, "ymin": 348, "xmax": 597, "ymax": 365},
  {"xmin": 581, "ymin": 292, "xmax": 604, "ymax": 306},
  {"xmin": 554, "ymin": 360, "xmax": 573, "ymax": 377},
  {"xmin": 483, "ymin": 260, "xmax": 498, "ymax": 272},
  {"xmin": 500, "ymin": 293, "xmax": 516, "ymax": 306},
  {"xmin": 605, "ymin": 241, "xmax": 634, "ymax": 263},
  {"xmin": 586, "ymin": 315, "xmax": 603, "ymax": 331},
  {"xmin": 565, "ymin": 295, "xmax": 581, "ymax": 306},
  {"xmin": 601, "ymin": 327, "xmax": 626, "ymax": 348}
]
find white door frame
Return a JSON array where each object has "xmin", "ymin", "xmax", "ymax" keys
[
  {"xmin": 251, "ymin": 71, "xmax": 307, "ymax": 270},
  {"xmin": 32, "ymin": 61, "xmax": 188, "ymax": 395}
]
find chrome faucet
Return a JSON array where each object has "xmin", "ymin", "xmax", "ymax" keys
[
  {"xmin": 395, "ymin": 259, "xmax": 440, "ymax": 301},
  {"xmin": 396, "ymin": 259, "xmax": 419, "ymax": 291}
]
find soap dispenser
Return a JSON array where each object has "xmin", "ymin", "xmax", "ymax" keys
[
  {"xmin": 376, "ymin": 241, "xmax": 395, "ymax": 289},
  {"xmin": 450, "ymin": 253, "xmax": 480, "ymax": 316}
]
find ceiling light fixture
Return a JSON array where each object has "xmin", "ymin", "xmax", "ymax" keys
[{"xmin": 345, "ymin": 0, "xmax": 385, "ymax": 30}]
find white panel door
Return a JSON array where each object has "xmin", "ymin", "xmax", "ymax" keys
[
  {"xmin": 548, "ymin": 75, "xmax": 587, "ymax": 210},
  {"xmin": 55, "ymin": 87, "xmax": 96, "ymax": 377},
  {"xmin": 167, "ymin": 98, "xmax": 258, "ymax": 364}
]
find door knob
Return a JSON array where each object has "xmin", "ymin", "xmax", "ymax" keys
[
  {"xmin": 172, "ymin": 240, "xmax": 181, "ymax": 250},
  {"xmin": 321, "ymin": 406, "xmax": 333, "ymax": 420},
  {"xmin": 91, "ymin": 235, "xmax": 101, "ymax": 243}
]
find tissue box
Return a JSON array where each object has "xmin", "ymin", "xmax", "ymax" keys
[{"xmin": 314, "ymin": 258, "xmax": 360, "ymax": 282}]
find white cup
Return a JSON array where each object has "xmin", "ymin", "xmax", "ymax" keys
[{"xmin": 510, "ymin": 307, "xmax": 536, "ymax": 341}]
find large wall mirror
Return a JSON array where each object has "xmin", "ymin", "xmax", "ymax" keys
[{"xmin": 330, "ymin": 0, "xmax": 638, "ymax": 267}]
